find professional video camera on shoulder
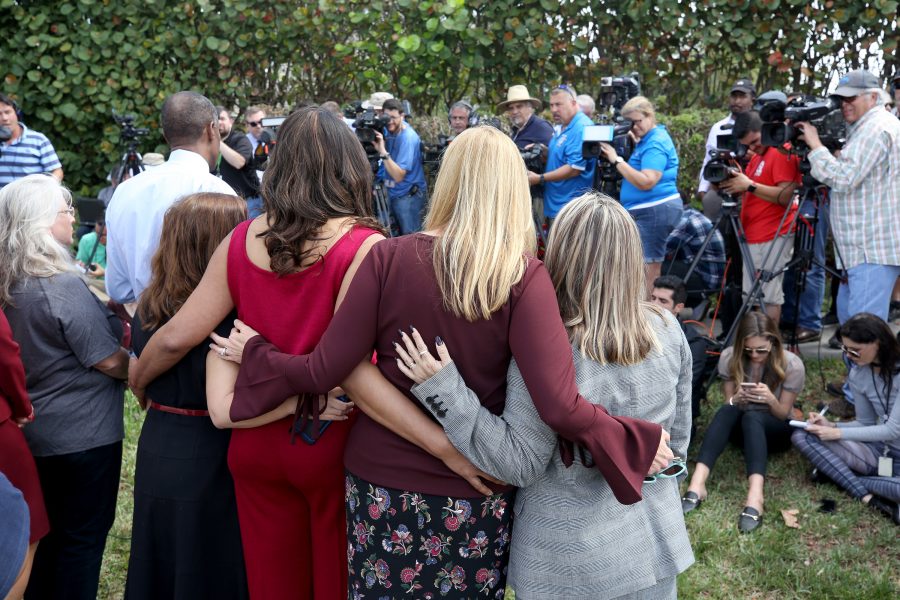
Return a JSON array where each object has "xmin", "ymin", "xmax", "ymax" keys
[
  {"xmin": 351, "ymin": 107, "xmax": 391, "ymax": 166},
  {"xmin": 251, "ymin": 116, "xmax": 285, "ymax": 171},
  {"xmin": 759, "ymin": 94, "xmax": 846, "ymax": 153},
  {"xmin": 702, "ymin": 126, "xmax": 745, "ymax": 184},
  {"xmin": 598, "ymin": 73, "xmax": 642, "ymax": 114},
  {"xmin": 581, "ymin": 73, "xmax": 641, "ymax": 185}
]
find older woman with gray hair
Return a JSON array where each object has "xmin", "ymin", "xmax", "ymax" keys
[
  {"xmin": 396, "ymin": 192, "xmax": 694, "ymax": 599},
  {"xmin": 0, "ymin": 174, "xmax": 129, "ymax": 600}
]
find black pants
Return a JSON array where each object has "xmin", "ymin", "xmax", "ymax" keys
[
  {"xmin": 695, "ymin": 405, "xmax": 791, "ymax": 477},
  {"xmin": 26, "ymin": 441, "xmax": 122, "ymax": 600}
]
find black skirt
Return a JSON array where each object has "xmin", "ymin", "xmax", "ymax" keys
[{"xmin": 124, "ymin": 409, "xmax": 248, "ymax": 600}]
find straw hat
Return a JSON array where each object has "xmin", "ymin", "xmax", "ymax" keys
[{"xmin": 497, "ymin": 85, "xmax": 542, "ymax": 111}]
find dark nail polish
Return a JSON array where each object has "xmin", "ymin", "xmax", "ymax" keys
[
  {"xmin": 409, "ymin": 324, "xmax": 416, "ymax": 331},
  {"xmin": 436, "ymin": 336, "xmax": 444, "ymax": 345},
  {"xmin": 398, "ymin": 329, "xmax": 404, "ymax": 337}
]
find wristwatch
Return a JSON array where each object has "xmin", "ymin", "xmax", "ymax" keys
[
  {"xmin": 539, "ymin": 174, "xmax": 545, "ymax": 185},
  {"xmin": 380, "ymin": 152, "xmax": 390, "ymax": 161},
  {"xmin": 747, "ymin": 183, "xmax": 758, "ymax": 194},
  {"xmin": 615, "ymin": 157, "xmax": 625, "ymax": 165}
]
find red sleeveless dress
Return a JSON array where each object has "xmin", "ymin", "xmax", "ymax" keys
[{"xmin": 226, "ymin": 220, "xmax": 379, "ymax": 600}]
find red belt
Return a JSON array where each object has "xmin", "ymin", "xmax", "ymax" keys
[{"xmin": 148, "ymin": 401, "xmax": 210, "ymax": 417}]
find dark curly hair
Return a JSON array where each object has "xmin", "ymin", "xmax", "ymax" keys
[{"xmin": 838, "ymin": 312, "xmax": 900, "ymax": 396}]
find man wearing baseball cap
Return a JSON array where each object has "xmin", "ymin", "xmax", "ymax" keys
[
  {"xmin": 697, "ymin": 78, "xmax": 756, "ymax": 213},
  {"xmin": 798, "ymin": 69, "xmax": 900, "ymax": 404}
]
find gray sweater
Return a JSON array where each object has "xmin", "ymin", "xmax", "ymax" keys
[
  {"xmin": 413, "ymin": 309, "xmax": 694, "ymax": 599},
  {"xmin": 839, "ymin": 364, "xmax": 900, "ymax": 454}
]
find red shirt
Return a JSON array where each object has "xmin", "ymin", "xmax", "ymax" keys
[
  {"xmin": 740, "ymin": 146, "xmax": 800, "ymax": 244},
  {"xmin": 232, "ymin": 233, "xmax": 661, "ymax": 503}
]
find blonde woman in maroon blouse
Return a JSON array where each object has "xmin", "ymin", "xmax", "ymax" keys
[{"xmin": 215, "ymin": 126, "xmax": 672, "ymax": 597}]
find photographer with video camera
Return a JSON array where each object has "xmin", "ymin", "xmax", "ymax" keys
[
  {"xmin": 797, "ymin": 70, "xmax": 900, "ymax": 327},
  {"xmin": 373, "ymin": 98, "xmax": 427, "ymax": 235},
  {"xmin": 719, "ymin": 110, "xmax": 800, "ymax": 323},
  {"xmin": 599, "ymin": 96, "xmax": 681, "ymax": 292},
  {"xmin": 527, "ymin": 85, "xmax": 595, "ymax": 228}
]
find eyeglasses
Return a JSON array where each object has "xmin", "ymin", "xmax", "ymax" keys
[
  {"xmin": 57, "ymin": 207, "xmax": 75, "ymax": 216},
  {"xmin": 246, "ymin": 121, "xmax": 262, "ymax": 127},
  {"xmin": 841, "ymin": 344, "xmax": 862, "ymax": 358},
  {"xmin": 644, "ymin": 459, "xmax": 687, "ymax": 483},
  {"xmin": 743, "ymin": 346, "xmax": 771, "ymax": 355}
]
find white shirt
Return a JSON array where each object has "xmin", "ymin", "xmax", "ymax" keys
[
  {"xmin": 105, "ymin": 149, "xmax": 235, "ymax": 303},
  {"xmin": 697, "ymin": 114, "xmax": 735, "ymax": 194}
]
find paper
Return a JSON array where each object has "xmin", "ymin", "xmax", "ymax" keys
[{"xmin": 788, "ymin": 420, "xmax": 809, "ymax": 429}]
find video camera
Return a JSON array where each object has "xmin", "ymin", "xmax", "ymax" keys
[
  {"xmin": 582, "ymin": 120, "xmax": 635, "ymax": 184},
  {"xmin": 598, "ymin": 73, "xmax": 642, "ymax": 113},
  {"xmin": 422, "ymin": 135, "xmax": 450, "ymax": 171},
  {"xmin": 760, "ymin": 96, "xmax": 846, "ymax": 152},
  {"xmin": 112, "ymin": 111, "xmax": 149, "ymax": 144},
  {"xmin": 520, "ymin": 143, "xmax": 545, "ymax": 173},
  {"xmin": 250, "ymin": 116, "xmax": 285, "ymax": 171},
  {"xmin": 702, "ymin": 128, "xmax": 745, "ymax": 184}
]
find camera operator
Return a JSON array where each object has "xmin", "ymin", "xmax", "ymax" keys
[
  {"xmin": 719, "ymin": 109, "xmax": 800, "ymax": 323},
  {"xmin": 600, "ymin": 96, "xmax": 681, "ymax": 292},
  {"xmin": 216, "ymin": 106, "xmax": 261, "ymax": 216},
  {"xmin": 0, "ymin": 92, "xmax": 63, "ymax": 188},
  {"xmin": 697, "ymin": 79, "xmax": 756, "ymax": 216},
  {"xmin": 527, "ymin": 86, "xmax": 594, "ymax": 227},
  {"xmin": 798, "ymin": 70, "xmax": 900, "ymax": 326},
  {"xmin": 373, "ymin": 98, "xmax": 427, "ymax": 234},
  {"xmin": 448, "ymin": 101, "xmax": 476, "ymax": 137}
]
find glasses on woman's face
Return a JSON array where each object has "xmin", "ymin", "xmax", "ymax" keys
[
  {"xmin": 57, "ymin": 206, "xmax": 75, "ymax": 217},
  {"xmin": 644, "ymin": 459, "xmax": 686, "ymax": 483},
  {"xmin": 841, "ymin": 344, "xmax": 862, "ymax": 358},
  {"xmin": 743, "ymin": 345, "xmax": 771, "ymax": 355}
]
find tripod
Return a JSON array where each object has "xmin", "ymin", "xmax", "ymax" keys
[
  {"xmin": 781, "ymin": 185, "xmax": 844, "ymax": 351},
  {"xmin": 119, "ymin": 142, "xmax": 144, "ymax": 179},
  {"xmin": 372, "ymin": 180, "xmax": 394, "ymax": 237}
]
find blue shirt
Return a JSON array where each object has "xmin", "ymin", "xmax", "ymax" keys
[
  {"xmin": 0, "ymin": 124, "xmax": 62, "ymax": 188},
  {"xmin": 543, "ymin": 111, "xmax": 595, "ymax": 218},
  {"xmin": 619, "ymin": 124, "xmax": 680, "ymax": 210},
  {"xmin": 378, "ymin": 123, "xmax": 426, "ymax": 200}
]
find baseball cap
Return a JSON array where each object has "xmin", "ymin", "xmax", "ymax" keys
[
  {"xmin": 731, "ymin": 78, "xmax": 757, "ymax": 96},
  {"xmin": 361, "ymin": 92, "xmax": 394, "ymax": 110},
  {"xmin": 832, "ymin": 70, "xmax": 880, "ymax": 97},
  {"xmin": 0, "ymin": 472, "xmax": 29, "ymax": 599}
]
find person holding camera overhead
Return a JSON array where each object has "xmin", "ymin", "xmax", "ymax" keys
[
  {"xmin": 599, "ymin": 95, "xmax": 681, "ymax": 293},
  {"xmin": 373, "ymin": 98, "xmax": 427, "ymax": 235},
  {"xmin": 718, "ymin": 109, "xmax": 800, "ymax": 324}
]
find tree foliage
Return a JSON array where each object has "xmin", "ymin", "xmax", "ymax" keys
[{"xmin": 2, "ymin": 0, "xmax": 897, "ymax": 192}]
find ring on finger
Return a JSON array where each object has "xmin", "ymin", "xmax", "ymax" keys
[
  {"xmin": 219, "ymin": 347, "xmax": 227, "ymax": 357},
  {"xmin": 418, "ymin": 349, "xmax": 428, "ymax": 356}
]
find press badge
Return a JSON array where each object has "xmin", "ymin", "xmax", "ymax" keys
[{"xmin": 878, "ymin": 456, "xmax": 893, "ymax": 477}]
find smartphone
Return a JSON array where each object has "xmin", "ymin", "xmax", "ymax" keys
[
  {"xmin": 296, "ymin": 395, "xmax": 349, "ymax": 445},
  {"xmin": 740, "ymin": 382, "xmax": 757, "ymax": 388}
]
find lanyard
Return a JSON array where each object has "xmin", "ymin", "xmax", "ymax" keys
[{"xmin": 869, "ymin": 369, "xmax": 891, "ymax": 423}]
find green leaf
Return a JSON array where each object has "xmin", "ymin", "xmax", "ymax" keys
[
  {"xmin": 205, "ymin": 36, "xmax": 220, "ymax": 50},
  {"xmin": 397, "ymin": 34, "xmax": 421, "ymax": 52},
  {"xmin": 59, "ymin": 103, "xmax": 78, "ymax": 118}
]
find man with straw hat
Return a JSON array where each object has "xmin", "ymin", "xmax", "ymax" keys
[{"xmin": 498, "ymin": 84, "xmax": 554, "ymax": 150}]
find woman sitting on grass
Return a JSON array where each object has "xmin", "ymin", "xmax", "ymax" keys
[
  {"xmin": 681, "ymin": 311, "xmax": 805, "ymax": 533},
  {"xmin": 792, "ymin": 313, "xmax": 900, "ymax": 525}
]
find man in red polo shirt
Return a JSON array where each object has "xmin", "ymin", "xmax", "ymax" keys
[{"xmin": 720, "ymin": 110, "xmax": 800, "ymax": 323}]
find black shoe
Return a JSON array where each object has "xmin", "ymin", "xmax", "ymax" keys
[
  {"xmin": 828, "ymin": 332, "xmax": 842, "ymax": 350},
  {"xmin": 681, "ymin": 491, "xmax": 703, "ymax": 515},
  {"xmin": 868, "ymin": 496, "xmax": 900, "ymax": 525},
  {"xmin": 810, "ymin": 468, "xmax": 835, "ymax": 485},
  {"xmin": 738, "ymin": 506, "xmax": 763, "ymax": 533},
  {"xmin": 822, "ymin": 312, "xmax": 839, "ymax": 326}
]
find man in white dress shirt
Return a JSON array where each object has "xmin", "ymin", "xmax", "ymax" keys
[{"xmin": 105, "ymin": 91, "xmax": 235, "ymax": 304}]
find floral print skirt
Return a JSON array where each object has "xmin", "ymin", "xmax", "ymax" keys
[{"xmin": 345, "ymin": 471, "xmax": 514, "ymax": 599}]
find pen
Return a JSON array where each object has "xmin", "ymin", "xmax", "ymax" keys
[{"xmin": 819, "ymin": 405, "xmax": 829, "ymax": 418}]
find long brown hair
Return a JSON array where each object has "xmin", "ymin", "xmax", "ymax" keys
[
  {"xmin": 259, "ymin": 107, "xmax": 385, "ymax": 275},
  {"xmin": 729, "ymin": 312, "xmax": 787, "ymax": 390},
  {"xmin": 138, "ymin": 193, "xmax": 247, "ymax": 329}
]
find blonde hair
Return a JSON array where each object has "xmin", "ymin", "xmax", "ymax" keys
[
  {"xmin": 544, "ymin": 192, "xmax": 662, "ymax": 364},
  {"xmin": 0, "ymin": 175, "xmax": 80, "ymax": 307},
  {"xmin": 424, "ymin": 126, "xmax": 536, "ymax": 321},
  {"xmin": 729, "ymin": 312, "xmax": 787, "ymax": 390},
  {"xmin": 621, "ymin": 95, "xmax": 656, "ymax": 120}
]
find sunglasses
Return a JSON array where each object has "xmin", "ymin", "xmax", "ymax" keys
[
  {"xmin": 841, "ymin": 344, "xmax": 862, "ymax": 358},
  {"xmin": 743, "ymin": 346, "xmax": 771, "ymax": 355},
  {"xmin": 644, "ymin": 459, "xmax": 687, "ymax": 483},
  {"xmin": 246, "ymin": 120, "xmax": 263, "ymax": 127}
]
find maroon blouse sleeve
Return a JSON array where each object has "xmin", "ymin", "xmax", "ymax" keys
[
  {"xmin": 0, "ymin": 311, "xmax": 32, "ymax": 422},
  {"xmin": 230, "ymin": 249, "xmax": 382, "ymax": 421},
  {"xmin": 508, "ymin": 263, "xmax": 661, "ymax": 505}
]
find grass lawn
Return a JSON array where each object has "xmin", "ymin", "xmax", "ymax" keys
[{"xmin": 98, "ymin": 358, "xmax": 899, "ymax": 599}]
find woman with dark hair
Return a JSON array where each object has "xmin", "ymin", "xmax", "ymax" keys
[
  {"xmin": 792, "ymin": 313, "xmax": 900, "ymax": 524},
  {"xmin": 0, "ymin": 175, "xmax": 129, "ymax": 599},
  {"xmin": 128, "ymin": 107, "xmax": 395, "ymax": 598},
  {"xmin": 213, "ymin": 127, "xmax": 670, "ymax": 597},
  {"xmin": 681, "ymin": 311, "xmax": 805, "ymax": 532},
  {"xmin": 125, "ymin": 192, "xmax": 255, "ymax": 599}
]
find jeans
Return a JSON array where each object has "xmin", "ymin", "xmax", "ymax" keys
[
  {"xmin": 26, "ymin": 441, "xmax": 122, "ymax": 600},
  {"xmin": 694, "ymin": 405, "xmax": 792, "ymax": 477},
  {"xmin": 782, "ymin": 197, "xmax": 830, "ymax": 331},
  {"xmin": 388, "ymin": 186, "xmax": 426, "ymax": 236},
  {"xmin": 628, "ymin": 198, "xmax": 683, "ymax": 263}
]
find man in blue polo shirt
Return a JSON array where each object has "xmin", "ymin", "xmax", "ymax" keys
[
  {"xmin": 0, "ymin": 93, "xmax": 63, "ymax": 188},
  {"xmin": 373, "ymin": 98, "xmax": 427, "ymax": 235},
  {"xmin": 527, "ymin": 86, "xmax": 595, "ymax": 224}
]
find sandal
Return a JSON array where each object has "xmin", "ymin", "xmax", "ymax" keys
[
  {"xmin": 738, "ymin": 506, "xmax": 763, "ymax": 533},
  {"xmin": 681, "ymin": 491, "xmax": 703, "ymax": 515}
]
